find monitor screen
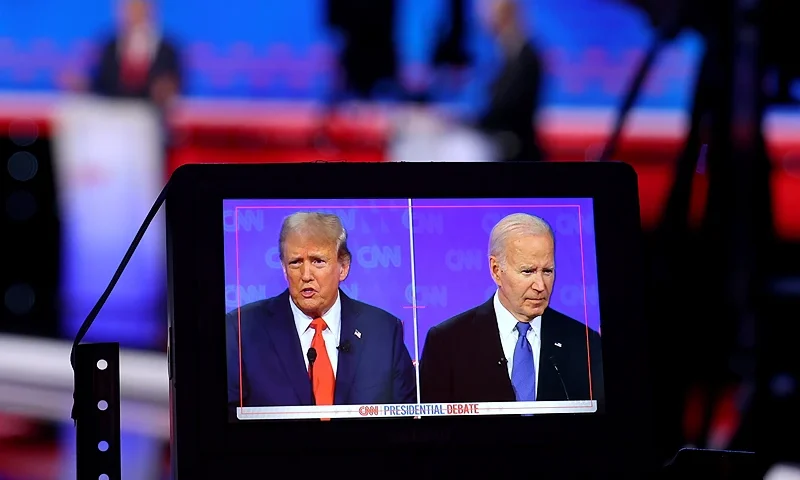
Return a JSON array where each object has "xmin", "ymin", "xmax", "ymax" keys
[{"xmin": 223, "ymin": 198, "xmax": 604, "ymax": 421}]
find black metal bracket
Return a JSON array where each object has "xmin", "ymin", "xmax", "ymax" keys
[
  {"xmin": 75, "ymin": 342, "xmax": 122, "ymax": 480},
  {"xmin": 659, "ymin": 448, "xmax": 760, "ymax": 479}
]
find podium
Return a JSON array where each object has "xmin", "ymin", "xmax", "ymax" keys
[
  {"xmin": 388, "ymin": 108, "xmax": 497, "ymax": 162},
  {"xmin": 52, "ymin": 95, "xmax": 166, "ymax": 347},
  {"xmin": 52, "ymin": 96, "xmax": 166, "ymax": 479}
]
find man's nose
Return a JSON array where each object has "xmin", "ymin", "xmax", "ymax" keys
[
  {"xmin": 300, "ymin": 263, "xmax": 314, "ymax": 281},
  {"xmin": 531, "ymin": 273, "xmax": 545, "ymax": 291}
]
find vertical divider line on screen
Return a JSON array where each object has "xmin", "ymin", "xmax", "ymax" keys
[
  {"xmin": 235, "ymin": 206, "xmax": 244, "ymax": 410},
  {"xmin": 406, "ymin": 198, "xmax": 422, "ymax": 405},
  {"xmin": 577, "ymin": 205, "xmax": 593, "ymax": 401}
]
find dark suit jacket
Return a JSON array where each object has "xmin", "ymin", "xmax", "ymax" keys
[
  {"xmin": 91, "ymin": 35, "xmax": 182, "ymax": 100},
  {"xmin": 226, "ymin": 289, "xmax": 416, "ymax": 412},
  {"xmin": 478, "ymin": 41, "xmax": 543, "ymax": 162},
  {"xmin": 419, "ymin": 298, "xmax": 604, "ymax": 408},
  {"xmin": 326, "ymin": 0, "xmax": 397, "ymax": 96}
]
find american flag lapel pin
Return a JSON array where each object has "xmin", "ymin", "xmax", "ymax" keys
[
  {"xmin": 354, "ymin": 329, "xmax": 362, "ymax": 339},
  {"xmin": 554, "ymin": 342, "xmax": 562, "ymax": 348}
]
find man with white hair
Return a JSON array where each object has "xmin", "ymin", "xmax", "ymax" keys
[
  {"xmin": 227, "ymin": 212, "xmax": 416, "ymax": 413},
  {"xmin": 476, "ymin": 0, "xmax": 544, "ymax": 162},
  {"xmin": 420, "ymin": 213, "xmax": 604, "ymax": 406}
]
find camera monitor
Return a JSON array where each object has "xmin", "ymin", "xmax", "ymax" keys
[
  {"xmin": 226, "ymin": 197, "xmax": 602, "ymax": 420},
  {"xmin": 167, "ymin": 162, "xmax": 650, "ymax": 477}
]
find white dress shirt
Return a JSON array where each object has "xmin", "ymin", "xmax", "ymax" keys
[
  {"xmin": 493, "ymin": 291, "xmax": 541, "ymax": 398},
  {"xmin": 289, "ymin": 293, "xmax": 342, "ymax": 376}
]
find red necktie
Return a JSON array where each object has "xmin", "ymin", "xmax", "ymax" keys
[
  {"xmin": 120, "ymin": 41, "xmax": 150, "ymax": 92},
  {"xmin": 309, "ymin": 318, "xmax": 335, "ymax": 407}
]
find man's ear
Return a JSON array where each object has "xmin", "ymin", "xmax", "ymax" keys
[
  {"xmin": 489, "ymin": 256, "xmax": 502, "ymax": 286},
  {"xmin": 338, "ymin": 258, "xmax": 351, "ymax": 282}
]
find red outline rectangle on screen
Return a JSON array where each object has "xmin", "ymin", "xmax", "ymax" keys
[{"xmin": 231, "ymin": 202, "xmax": 595, "ymax": 410}]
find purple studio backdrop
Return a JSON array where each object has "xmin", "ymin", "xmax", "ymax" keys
[{"xmin": 223, "ymin": 198, "xmax": 601, "ymax": 364}]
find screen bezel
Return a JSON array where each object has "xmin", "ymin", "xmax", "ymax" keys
[{"xmin": 166, "ymin": 162, "xmax": 652, "ymax": 477}]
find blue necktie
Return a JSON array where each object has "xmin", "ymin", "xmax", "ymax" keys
[{"xmin": 511, "ymin": 322, "xmax": 536, "ymax": 402}]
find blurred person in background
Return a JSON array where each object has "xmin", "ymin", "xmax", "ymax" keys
[
  {"xmin": 61, "ymin": 0, "xmax": 183, "ymax": 111},
  {"xmin": 433, "ymin": 0, "xmax": 472, "ymax": 70},
  {"xmin": 326, "ymin": 0, "xmax": 398, "ymax": 100},
  {"xmin": 91, "ymin": 0, "xmax": 182, "ymax": 110},
  {"xmin": 316, "ymin": 0, "xmax": 399, "ymax": 147},
  {"xmin": 476, "ymin": 0, "xmax": 544, "ymax": 162},
  {"xmin": 430, "ymin": 0, "xmax": 473, "ymax": 95}
]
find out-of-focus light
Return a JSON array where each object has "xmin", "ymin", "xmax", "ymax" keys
[
  {"xmin": 765, "ymin": 464, "xmax": 800, "ymax": 480},
  {"xmin": 4, "ymin": 283, "xmax": 35, "ymax": 315},
  {"xmin": 7, "ymin": 151, "xmax": 39, "ymax": 182},
  {"xmin": 8, "ymin": 118, "xmax": 39, "ymax": 147},
  {"xmin": 770, "ymin": 276, "xmax": 800, "ymax": 297},
  {"xmin": 770, "ymin": 373, "xmax": 796, "ymax": 398}
]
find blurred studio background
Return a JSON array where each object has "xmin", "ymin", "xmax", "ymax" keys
[{"xmin": 1, "ymin": 0, "xmax": 799, "ymax": 478}]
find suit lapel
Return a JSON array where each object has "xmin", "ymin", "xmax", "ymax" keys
[
  {"xmin": 472, "ymin": 299, "xmax": 514, "ymax": 396},
  {"xmin": 263, "ymin": 290, "xmax": 312, "ymax": 403},
  {"xmin": 538, "ymin": 308, "xmax": 566, "ymax": 400},
  {"xmin": 490, "ymin": 44, "xmax": 526, "ymax": 102},
  {"xmin": 334, "ymin": 291, "xmax": 364, "ymax": 404}
]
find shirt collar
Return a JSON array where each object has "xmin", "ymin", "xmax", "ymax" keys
[
  {"xmin": 493, "ymin": 290, "xmax": 541, "ymax": 337},
  {"xmin": 289, "ymin": 290, "xmax": 342, "ymax": 339}
]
